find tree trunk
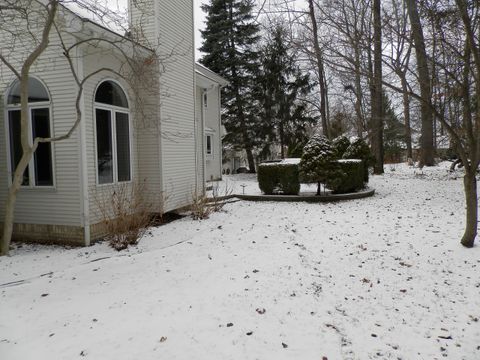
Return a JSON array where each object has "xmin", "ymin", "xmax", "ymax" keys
[
  {"xmin": 461, "ymin": 172, "xmax": 477, "ymax": 248},
  {"xmin": 353, "ymin": 57, "xmax": 364, "ymax": 138},
  {"xmin": 401, "ymin": 75, "xmax": 413, "ymax": 160},
  {"xmin": 406, "ymin": 0, "xmax": 435, "ymax": 166},
  {"xmin": 245, "ymin": 147, "xmax": 256, "ymax": 173},
  {"xmin": 308, "ymin": 0, "xmax": 330, "ymax": 139},
  {"xmin": 1, "ymin": 150, "xmax": 33, "ymax": 256},
  {"xmin": 1, "ymin": 71, "xmax": 35, "ymax": 256},
  {"xmin": 279, "ymin": 121, "xmax": 285, "ymax": 159},
  {"xmin": 371, "ymin": 0, "xmax": 384, "ymax": 174}
]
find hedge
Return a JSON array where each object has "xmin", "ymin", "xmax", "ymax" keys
[
  {"xmin": 343, "ymin": 138, "xmax": 373, "ymax": 183},
  {"xmin": 326, "ymin": 159, "xmax": 364, "ymax": 194},
  {"xmin": 257, "ymin": 162, "xmax": 300, "ymax": 195}
]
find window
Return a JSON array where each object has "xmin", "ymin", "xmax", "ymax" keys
[
  {"xmin": 206, "ymin": 134, "xmax": 213, "ymax": 157},
  {"xmin": 6, "ymin": 77, "xmax": 53, "ymax": 187},
  {"xmin": 94, "ymin": 80, "xmax": 131, "ymax": 184}
]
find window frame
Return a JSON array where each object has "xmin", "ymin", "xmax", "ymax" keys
[
  {"xmin": 93, "ymin": 80, "xmax": 132, "ymax": 186},
  {"xmin": 203, "ymin": 92, "xmax": 208, "ymax": 108},
  {"xmin": 4, "ymin": 77, "xmax": 55, "ymax": 189},
  {"xmin": 205, "ymin": 133, "xmax": 213, "ymax": 159}
]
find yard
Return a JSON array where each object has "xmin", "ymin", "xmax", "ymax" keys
[{"xmin": 1, "ymin": 163, "xmax": 479, "ymax": 359}]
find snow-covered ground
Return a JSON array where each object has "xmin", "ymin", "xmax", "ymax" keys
[{"xmin": 1, "ymin": 162, "xmax": 479, "ymax": 360}]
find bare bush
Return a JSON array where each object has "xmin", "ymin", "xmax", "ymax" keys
[
  {"xmin": 190, "ymin": 191, "xmax": 212, "ymax": 220},
  {"xmin": 95, "ymin": 181, "xmax": 154, "ymax": 250},
  {"xmin": 190, "ymin": 181, "xmax": 233, "ymax": 220}
]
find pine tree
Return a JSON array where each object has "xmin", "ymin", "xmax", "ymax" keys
[
  {"xmin": 343, "ymin": 137, "xmax": 374, "ymax": 183},
  {"xmin": 383, "ymin": 94, "xmax": 405, "ymax": 162},
  {"xmin": 199, "ymin": 0, "xmax": 260, "ymax": 173},
  {"xmin": 257, "ymin": 24, "xmax": 315, "ymax": 160},
  {"xmin": 332, "ymin": 135, "xmax": 351, "ymax": 159},
  {"xmin": 299, "ymin": 134, "xmax": 339, "ymax": 195}
]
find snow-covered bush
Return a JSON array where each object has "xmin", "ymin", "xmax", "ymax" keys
[
  {"xmin": 332, "ymin": 135, "xmax": 351, "ymax": 159},
  {"xmin": 326, "ymin": 159, "xmax": 364, "ymax": 194},
  {"xmin": 257, "ymin": 162, "xmax": 300, "ymax": 195},
  {"xmin": 299, "ymin": 134, "xmax": 341, "ymax": 195},
  {"xmin": 343, "ymin": 138, "xmax": 374, "ymax": 183}
]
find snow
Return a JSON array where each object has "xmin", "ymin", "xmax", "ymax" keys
[
  {"xmin": 338, "ymin": 159, "xmax": 362, "ymax": 163},
  {"xmin": 1, "ymin": 162, "xmax": 480, "ymax": 359},
  {"xmin": 62, "ymin": 1, "xmax": 128, "ymax": 35},
  {"xmin": 258, "ymin": 158, "xmax": 301, "ymax": 167}
]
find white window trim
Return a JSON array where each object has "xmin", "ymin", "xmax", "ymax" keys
[
  {"xmin": 203, "ymin": 92, "xmax": 208, "ymax": 108},
  {"xmin": 93, "ymin": 105, "xmax": 132, "ymax": 186},
  {"xmin": 205, "ymin": 133, "xmax": 213, "ymax": 159},
  {"xmin": 4, "ymin": 79, "xmax": 56, "ymax": 189}
]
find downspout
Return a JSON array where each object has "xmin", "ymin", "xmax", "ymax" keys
[
  {"xmin": 201, "ymin": 88, "xmax": 207, "ymax": 191},
  {"xmin": 155, "ymin": 1, "xmax": 165, "ymax": 212},
  {"xmin": 77, "ymin": 46, "xmax": 90, "ymax": 246},
  {"xmin": 194, "ymin": 88, "xmax": 199, "ymax": 195},
  {"xmin": 217, "ymin": 85, "xmax": 223, "ymax": 179},
  {"xmin": 191, "ymin": 2, "xmax": 198, "ymax": 196}
]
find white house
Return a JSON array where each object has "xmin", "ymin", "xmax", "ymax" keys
[
  {"xmin": 0, "ymin": 0, "xmax": 226, "ymax": 246},
  {"xmin": 195, "ymin": 63, "xmax": 229, "ymax": 182}
]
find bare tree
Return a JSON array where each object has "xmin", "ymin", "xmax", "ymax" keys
[
  {"xmin": 371, "ymin": 0, "xmax": 384, "ymax": 173},
  {"xmin": 307, "ymin": 0, "xmax": 330, "ymax": 138},
  {"xmin": 381, "ymin": 0, "xmax": 480, "ymax": 247},
  {"xmin": 405, "ymin": 0, "xmax": 435, "ymax": 166},
  {"xmin": 0, "ymin": 0, "xmax": 60, "ymax": 256},
  {"xmin": 383, "ymin": 0, "xmax": 413, "ymax": 160},
  {"xmin": 319, "ymin": 0, "xmax": 372, "ymax": 139}
]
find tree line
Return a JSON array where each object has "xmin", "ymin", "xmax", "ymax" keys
[{"xmin": 199, "ymin": 0, "xmax": 480, "ymax": 248}]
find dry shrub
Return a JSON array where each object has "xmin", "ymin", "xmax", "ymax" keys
[
  {"xmin": 95, "ymin": 181, "xmax": 154, "ymax": 251},
  {"xmin": 190, "ymin": 191, "xmax": 212, "ymax": 220},
  {"xmin": 190, "ymin": 181, "xmax": 233, "ymax": 220}
]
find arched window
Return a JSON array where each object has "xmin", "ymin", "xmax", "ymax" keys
[
  {"xmin": 94, "ymin": 80, "xmax": 131, "ymax": 184},
  {"xmin": 6, "ymin": 77, "xmax": 53, "ymax": 187}
]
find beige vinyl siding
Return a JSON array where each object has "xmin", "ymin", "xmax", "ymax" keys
[
  {"xmin": 129, "ymin": 0, "xmax": 157, "ymax": 48},
  {"xmin": 0, "ymin": 21, "xmax": 83, "ymax": 227},
  {"xmin": 195, "ymin": 86, "xmax": 205, "ymax": 192},
  {"xmin": 156, "ymin": 0, "xmax": 196, "ymax": 211},
  {"xmin": 78, "ymin": 31, "xmax": 162, "ymax": 225},
  {"xmin": 81, "ymin": 49, "xmax": 136, "ymax": 225},
  {"xmin": 204, "ymin": 85, "xmax": 222, "ymax": 181},
  {"xmin": 130, "ymin": 0, "xmax": 197, "ymax": 211}
]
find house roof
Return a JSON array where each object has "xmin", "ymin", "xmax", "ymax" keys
[
  {"xmin": 60, "ymin": 3, "xmax": 153, "ymax": 55},
  {"xmin": 195, "ymin": 63, "xmax": 229, "ymax": 87},
  {"xmin": 63, "ymin": 4, "xmax": 225, "ymax": 80}
]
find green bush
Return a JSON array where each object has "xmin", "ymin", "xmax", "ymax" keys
[
  {"xmin": 258, "ymin": 162, "xmax": 300, "ymax": 195},
  {"xmin": 332, "ymin": 135, "xmax": 351, "ymax": 159},
  {"xmin": 326, "ymin": 159, "xmax": 364, "ymax": 194},
  {"xmin": 343, "ymin": 138, "xmax": 373, "ymax": 183}
]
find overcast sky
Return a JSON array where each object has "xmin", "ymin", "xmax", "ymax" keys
[{"xmin": 194, "ymin": 0, "xmax": 207, "ymax": 59}]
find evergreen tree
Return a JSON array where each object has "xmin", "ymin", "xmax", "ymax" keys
[
  {"xmin": 343, "ymin": 137, "xmax": 374, "ymax": 183},
  {"xmin": 332, "ymin": 135, "xmax": 351, "ymax": 159},
  {"xmin": 299, "ymin": 134, "xmax": 340, "ymax": 195},
  {"xmin": 383, "ymin": 94, "xmax": 405, "ymax": 162},
  {"xmin": 257, "ymin": 24, "xmax": 314, "ymax": 159},
  {"xmin": 199, "ymin": 0, "xmax": 260, "ymax": 173}
]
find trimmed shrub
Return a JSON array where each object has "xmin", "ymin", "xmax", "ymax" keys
[
  {"xmin": 326, "ymin": 159, "xmax": 364, "ymax": 194},
  {"xmin": 332, "ymin": 135, "xmax": 351, "ymax": 159},
  {"xmin": 258, "ymin": 162, "xmax": 300, "ymax": 195},
  {"xmin": 299, "ymin": 135, "xmax": 336, "ymax": 183},
  {"xmin": 343, "ymin": 138, "xmax": 374, "ymax": 183}
]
